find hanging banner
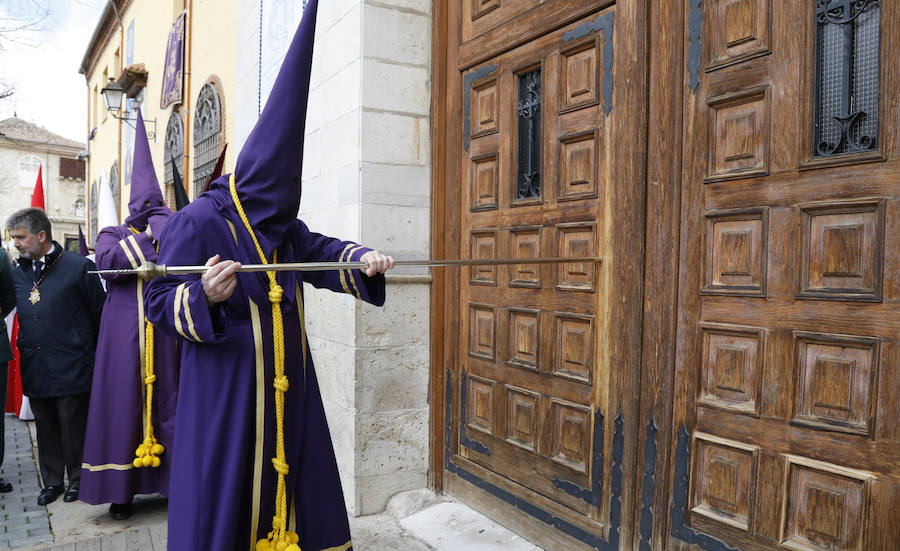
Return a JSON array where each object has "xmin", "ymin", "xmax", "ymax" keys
[{"xmin": 160, "ymin": 11, "xmax": 186, "ymax": 109}]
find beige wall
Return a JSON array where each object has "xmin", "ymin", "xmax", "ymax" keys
[
  {"xmin": 1, "ymin": 141, "xmax": 85, "ymax": 253},
  {"xmin": 84, "ymin": 0, "xmax": 237, "ymax": 240}
]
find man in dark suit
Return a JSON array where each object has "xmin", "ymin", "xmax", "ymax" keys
[
  {"xmin": 5, "ymin": 208, "xmax": 105, "ymax": 506},
  {"xmin": 0, "ymin": 246, "xmax": 16, "ymax": 493}
]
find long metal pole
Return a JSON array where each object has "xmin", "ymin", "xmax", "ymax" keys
[{"xmin": 91, "ymin": 256, "xmax": 602, "ymax": 281}]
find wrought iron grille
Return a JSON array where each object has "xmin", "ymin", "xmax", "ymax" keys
[
  {"xmin": 516, "ymin": 69, "xmax": 542, "ymax": 200},
  {"xmin": 193, "ymin": 83, "xmax": 223, "ymax": 198},
  {"xmin": 814, "ymin": 0, "xmax": 881, "ymax": 157},
  {"xmin": 164, "ymin": 111, "xmax": 185, "ymax": 186}
]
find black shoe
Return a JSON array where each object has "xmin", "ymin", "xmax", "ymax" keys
[
  {"xmin": 37, "ymin": 485, "xmax": 64, "ymax": 506},
  {"xmin": 0, "ymin": 479, "xmax": 12, "ymax": 493},
  {"xmin": 63, "ymin": 480, "xmax": 80, "ymax": 502},
  {"xmin": 109, "ymin": 502, "xmax": 133, "ymax": 520}
]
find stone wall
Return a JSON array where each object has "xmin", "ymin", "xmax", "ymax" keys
[{"xmin": 236, "ymin": 0, "xmax": 432, "ymax": 516}]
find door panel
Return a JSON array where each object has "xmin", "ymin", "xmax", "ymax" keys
[
  {"xmin": 672, "ymin": 1, "xmax": 900, "ymax": 550},
  {"xmin": 438, "ymin": 1, "xmax": 649, "ymax": 549}
]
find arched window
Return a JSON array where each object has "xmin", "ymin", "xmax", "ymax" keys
[
  {"xmin": 109, "ymin": 164, "xmax": 119, "ymax": 219},
  {"xmin": 193, "ymin": 82, "xmax": 223, "ymax": 198},
  {"xmin": 90, "ymin": 181, "xmax": 98, "ymax": 244},
  {"xmin": 19, "ymin": 154, "xmax": 41, "ymax": 188},
  {"xmin": 164, "ymin": 111, "xmax": 185, "ymax": 208}
]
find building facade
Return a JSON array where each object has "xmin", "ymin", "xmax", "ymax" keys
[
  {"xmin": 82, "ymin": 1, "xmax": 900, "ymax": 550},
  {"xmin": 80, "ymin": 0, "xmax": 238, "ymax": 243},
  {"xmin": 0, "ymin": 117, "xmax": 86, "ymax": 252}
]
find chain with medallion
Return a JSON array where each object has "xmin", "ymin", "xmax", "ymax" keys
[{"xmin": 28, "ymin": 253, "xmax": 61, "ymax": 305}]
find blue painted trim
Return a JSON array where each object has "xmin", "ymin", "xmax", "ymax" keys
[
  {"xmin": 459, "ymin": 372, "xmax": 491, "ymax": 455},
  {"xmin": 463, "ymin": 64, "xmax": 499, "ymax": 150},
  {"xmin": 553, "ymin": 408, "xmax": 604, "ymax": 507},
  {"xmin": 445, "ymin": 371, "xmax": 623, "ymax": 550},
  {"xmin": 688, "ymin": 0, "xmax": 703, "ymax": 93},
  {"xmin": 562, "ymin": 12, "xmax": 615, "ymax": 115},
  {"xmin": 639, "ymin": 420, "xmax": 658, "ymax": 551},
  {"xmin": 670, "ymin": 425, "xmax": 739, "ymax": 551}
]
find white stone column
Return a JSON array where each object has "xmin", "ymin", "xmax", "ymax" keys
[{"xmin": 236, "ymin": 0, "xmax": 432, "ymax": 516}]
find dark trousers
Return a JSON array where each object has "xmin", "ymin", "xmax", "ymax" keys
[{"xmin": 29, "ymin": 394, "xmax": 90, "ymax": 488}]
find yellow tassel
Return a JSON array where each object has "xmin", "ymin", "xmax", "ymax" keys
[
  {"xmin": 133, "ymin": 321, "xmax": 164, "ymax": 469},
  {"xmin": 231, "ymin": 173, "xmax": 296, "ymax": 545}
]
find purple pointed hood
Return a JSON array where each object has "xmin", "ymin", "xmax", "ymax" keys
[
  {"xmin": 211, "ymin": 0, "xmax": 317, "ymax": 255},
  {"xmin": 78, "ymin": 225, "xmax": 89, "ymax": 256},
  {"xmin": 125, "ymin": 111, "xmax": 172, "ymax": 237}
]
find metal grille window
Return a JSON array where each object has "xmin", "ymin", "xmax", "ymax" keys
[
  {"xmin": 193, "ymin": 83, "xmax": 223, "ymax": 198},
  {"xmin": 814, "ymin": 0, "xmax": 881, "ymax": 157},
  {"xmin": 516, "ymin": 68, "xmax": 541, "ymax": 200},
  {"xmin": 164, "ymin": 111, "xmax": 185, "ymax": 187}
]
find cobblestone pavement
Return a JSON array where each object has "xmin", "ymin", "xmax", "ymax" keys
[{"xmin": 0, "ymin": 414, "xmax": 53, "ymax": 550}]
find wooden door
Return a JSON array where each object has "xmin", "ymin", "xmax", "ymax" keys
[
  {"xmin": 671, "ymin": 1, "xmax": 900, "ymax": 550},
  {"xmin": 432, "ymin": 2, "xmax": 648, "ymax": 550}
]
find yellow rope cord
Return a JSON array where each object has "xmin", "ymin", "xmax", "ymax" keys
[
  {"xmin": 228, "ymin": 174, "xmax": 301, "ymax": 551},
  {"xmin": 134, "ymin": 320, "xmax": 163, "ymax": 468}
]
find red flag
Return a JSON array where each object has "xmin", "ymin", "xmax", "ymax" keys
[
  {"xmin": 5, "ymin": 314, "xmax": 23, "ymax": 416},
  {"xmin": 31, "ymin": 165, "xmax": 45, "ymax": 209}
]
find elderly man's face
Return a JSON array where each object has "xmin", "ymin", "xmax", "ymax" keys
[{"xmin": 9, "ymin": 227, "xmax": 45, "ymax": 260}]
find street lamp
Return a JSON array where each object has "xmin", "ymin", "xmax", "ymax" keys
[{"xmin": 100, "ymin": 77, "xmax": 157, "ymax": 139}]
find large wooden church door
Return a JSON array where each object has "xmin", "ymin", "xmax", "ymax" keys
[
  {"xmin": 670, "ymin": 1, "xmax": 900, "ymax": 550},
  {"xmin": 433, "ymin": 1, "xmax": 648, "ymax": 550}
]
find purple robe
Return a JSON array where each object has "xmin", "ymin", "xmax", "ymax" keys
[
  {"xmin": 80, "ymin": 225, "xmax": 179, "ymax": 504},
  {"xmin": 145, "ymin": 191, "xmax": 384, "ymax": 551}
]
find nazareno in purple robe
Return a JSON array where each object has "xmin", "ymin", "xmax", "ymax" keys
[
  {"xmin": 144, "ymin": 186, "xmax": 384, "ymax": 551},
  {"xmin": 80, "ymin": 225, "xmax": 179, "ymax": 504}
]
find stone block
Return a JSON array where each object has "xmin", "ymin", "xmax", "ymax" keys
[
  {"xmin": 322, "ymin": 399, "xmax": 357, "ymax": 477},
  {"xmin": 360, "ymin": 203, "xmax": 430, "ymax": 253},
  {"xmin": 355, "ymin": 469, "xmax": 428, "ymax": 516},
  {"xmin": 355, "ymin": 408, "xmax": 428, "ymax": 477},
  {"xmin": 312, "ymin": 4, "xmax": 362, "ymax": 86},
  {"xmin": 357, "ymin": 282, "xmax": 430, "ymax": 347},
  {"xmin": 362, "ymin": 59, "xmax": 429, "ymax": 115},
  {"xmin": 299, "ymin": 204, "xmax": 362, "ymax": 243},
  {"xmin": 361, "ymin": 111, "xmax": 428, "ymax": 166},
  {"xmin": 362, "ymin": 5, "xmax": 430, "ymax": 66},
  {"xmin": 355, "ymin": 345, "xmax": 430, "ymax": 412},
  {"xmin": 308, "ymin": 336, "xmax": 357, "ymax": 408},
  {"xmin": 365, "ymin": 0, "xmax": 431, "ymax": 16},
  {"xmin": 318, "ymin": 109, "xmax": 362, "ymax": 174},
  {"xmin": 360, "ymin": 162, "xmax": 430, "ymax": 207},
  {"xmin": 307, "ymin": 60, "xmax": 362, "ymax": 133}
]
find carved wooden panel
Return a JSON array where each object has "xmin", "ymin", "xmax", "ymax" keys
[
  {"xmin": 704, "ymin": 208, "xmax": 768, "ymax": 296},
  {"xmin": 468, "ymin": 303, "xmax": 496, "ymax": 361},
  {"xmin": 469, "ymin": 228, "xmax": 498, "ymax": 286},
  {"xmin": 467, "ymin": 375, "xmax": 495, "ymax": 435},
  {"xmin": 560, "ymin": 41, "xmax": 599, "ymax": 112},
  {"xmin": 554, "ymin": 312, "xmax": 594, "ymax": 385},
  {"xmin": 690, "ymin": 433, "xmax": 758, "ymax": 531},
  {"xmin": 798, "ymin": 199, "xmax": 885, "ymax": 302},
  {"xmin": 707, "ymin": 86, "xmax": 769, "ymax": 182},
  {"xmin": 471, "ymin": 78, "xmax": 499, "ymax": 138},
  {"xmin": 556, "ymin": 222, "xmax": 596, "ymax": 292},
  {"xmin": 781, "ymin": 456, "xmax": 873, "ymax": 551},
  {"xmin": 505, "ymin": 386, "xmax": 539, "ymax": 452},
  {"xmin": 550, "ymin": 400, "xmax": 591, "ymax": 473},
  {"xmin": 471, "ymin": 0, "xmax": 500, "ymax": 20},
  {"xmin": 507, "ymin": 308, "xmax": 540, "ymax": 371},
  {"xmin": 558, "ymin": 130, "xmax": 598, "ymax": 201},
  {"xmin": 470, "ymin": 153, "xmax": 499, "ymax": 212},
  {"xmin": 699, "ymin": 323, "xmax": 764, "ymax": 416},
  {"xmin": 707, "ymin": 0, "xmax": 771, "ymax": 70},
  {"xmin": 461, "ymin": 0, "xmax": 541, "ymax": 43},
  {"xmin": 508, "ymin": 226, "xmax": 542, "ymax": 288},
  {"xmin": 792, "ymin": 332, "xmax": 879, "ymax": 436}
]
